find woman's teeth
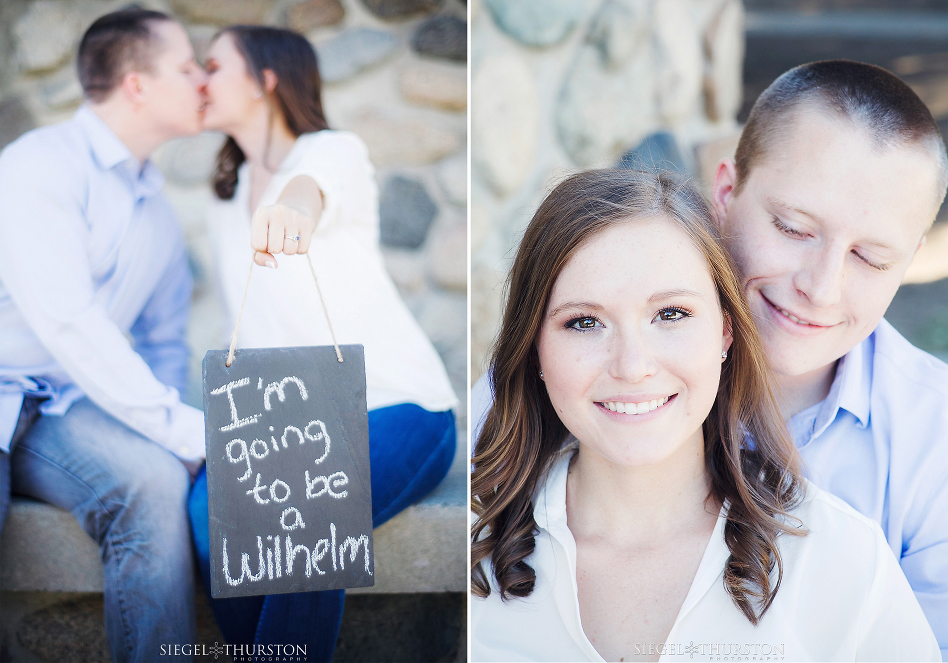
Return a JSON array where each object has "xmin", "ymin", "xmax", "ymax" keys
[{"xmin": 601, "ymin": 396, "xmax": 671, "ymax": 415}]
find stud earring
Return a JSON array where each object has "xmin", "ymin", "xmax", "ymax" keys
[
  {"xmin": 253, "ymin": 90, "xmax": 264, "ymax": 98},
  {"xmin": 721, "ymin": 350, "xmax": 728, "ymax": 360},
  {"xmin": 539, "ymin": 369, "xmax": 544, "ymax": 378}
]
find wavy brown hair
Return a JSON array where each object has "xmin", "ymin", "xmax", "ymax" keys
[
  {"xmin": 471, "ymin": 169, "xmax": 807, "ymax": 624},
  {"xmin": 212, "ymin": 26, "xmax": 329, "ymax": 200}
]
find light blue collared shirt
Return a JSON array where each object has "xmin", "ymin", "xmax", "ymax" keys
[
  {"xmin": 788, "ymin": 318, "xmax": 948, "ymax": 658},
  {"xmin": 471, "ymin": 317, "xmax": 948, "ymax": 657},
  {"xmin": 0, "ymin": 106, "xmax": 204, "ymax": 459}
]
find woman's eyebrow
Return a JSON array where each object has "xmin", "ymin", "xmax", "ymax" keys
[
  {"xmin": 547, "ymin": 301, "xmax": 602, "ymax": 318},
  {"xmin": 647, "ymin": 289, "xmax": 703, "ymax": 305}
]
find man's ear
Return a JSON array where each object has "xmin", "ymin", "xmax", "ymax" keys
[
  {"xmin": 120, "ymin": 71, "xmax": 146, "ymax": 106},
  {"xmin": 712, "ymin": 158, "xmax": 738, "ymax": 230},
  {"xmin": 262, "ymin": 69, "xmax": 278, "ymax": 95}
]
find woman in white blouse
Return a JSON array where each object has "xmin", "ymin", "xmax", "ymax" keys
[
  {"xmin": 470, "ymin": 169, "xmax": 939, "ymax": 662},
  {"xmin": 187, "ymin": 26, "xmax": 458, "ymax": 660}
]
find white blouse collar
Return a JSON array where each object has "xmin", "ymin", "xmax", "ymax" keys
[{"xmin": 530, "ymin": 440, "xmax": 733, "ymax": 659}]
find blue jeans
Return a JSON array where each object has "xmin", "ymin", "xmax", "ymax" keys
[
  {"xmin": 189, "ymin": 403, "xmax": 456, "ymax": 662},
  {"xmin": 5, "ymin": 398, "xmax": 196, "ymax": 662}
]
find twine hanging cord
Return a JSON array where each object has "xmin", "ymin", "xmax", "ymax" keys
[{"xmin": 226, "ymin": 251, "xmax": 344, "ymax": 367}]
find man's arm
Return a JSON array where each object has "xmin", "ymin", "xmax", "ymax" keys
[
  {"xmin": 129, "ymin": 246, "xmax": 192, "ymax": 397},
  {"xmin": 900, "ymin": 465, "xmax": 948, "ymax": 658},
  {"xmin": 0, "ymin": 140, "xmax": 204, "ymax": 463}
]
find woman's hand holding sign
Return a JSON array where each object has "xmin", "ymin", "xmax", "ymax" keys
[{"xmin": 251, "ymin": 174, "xmax": 324, "ymax": 268}]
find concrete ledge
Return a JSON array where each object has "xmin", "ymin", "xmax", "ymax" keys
[{"xmin": 0, "ymin": 440, "xmax": 467, "ymax": 595}]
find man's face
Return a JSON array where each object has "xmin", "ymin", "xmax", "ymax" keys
[
  {"xmin": 714, "ymin": 107, "xmax": 940, "ymax": 383},
  {"xmin": 137, "ymin": 21, "xmax": 206, "ymax": 137}
]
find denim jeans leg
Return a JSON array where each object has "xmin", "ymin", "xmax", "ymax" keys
[
  {"xmin": 0, "ymin": 395, "xmax": 46, "ymax": 537},
  {"xmin": 10, "ymin": 398, "xmax": 196, "ymax": 663}
]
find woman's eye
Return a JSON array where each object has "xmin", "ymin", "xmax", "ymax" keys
[
  {"xmin": 566, "ymin": 316, "xmax": 602, "ymax": 331},
  {"xmin": 654, "ymin": 308, "xmax": 690, "ymax": 322}
]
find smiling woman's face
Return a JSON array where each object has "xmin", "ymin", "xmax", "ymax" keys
[{"xmin": 536, "ymin": 216, "xmax": 732, "ymax": 468}]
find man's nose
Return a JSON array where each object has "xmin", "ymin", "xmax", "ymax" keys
[{"xmin": 795, "ymin": 244, "xmax": 845, "ymax": 308}]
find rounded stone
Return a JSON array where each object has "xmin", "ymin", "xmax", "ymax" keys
[
  {"xmin": 316, "ymin": 28, "xmax": 399, "ymax": 84},
  {"xmin": 484, "ymin": 0, "xmax": 584, "ymax": 47},
  {"xmin": 556, "ymin": 0, "xmax": 656, "ymax": 167},
  {"xmin": 287, "ymin": 0, "xmax": 345, "ymax": 32},
  {"xmin": 470, "ymin": 203, "xmax": 491, "ymax": 253},
  {"xmin": 382, "ymin": 248, "xmax": 427, "ymax": 292},
  {"xmin": 411, "ymin": 15, "xmax": 467, "ymax": 62},
  {"xmin": 13, "ymin": 1, "xmax": 80, "ymax": 73},
  {"xmin": 347, "ymin": 108, "xmax": 461, "ymax": 167},
  {"xmin": 437, "ymin": 151, "xmax": 468, "ymax": 207},
  {"xmin": 653, "ymin": 0, "xmax": 703, "ymax": 123},
  {"xmin": 170, "ymin": 0, "xmax": 275, "ymax": 24},
  {"xmin": 399, "ymin": 61, "xmax": 467, "ymax": 111},
  {"xmin": 472, "ymin": 53, "xmax": 539, "ymax": 196},
  {"xmin": 427, "ymin": 219, "xmax": 467, "ymax": 292},
  {"xmin": 360, "ymin": 0, "xmax": 445, "ymax": 20},
  {"xmin": 703, "ymin": 0, "xmax": 744, "ymax": 123},
  {"xmin": 379, "ymin": 176, "xmax": 439, "ymax": 249}
]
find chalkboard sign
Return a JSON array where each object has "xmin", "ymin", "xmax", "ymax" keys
[{"xmin": 203, "ymin": 345, "xmax": 374, "ymax": 599}]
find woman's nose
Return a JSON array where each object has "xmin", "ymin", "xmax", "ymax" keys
[{"xmin": 608, "ymin": 329, "xmax": 659, "ymax": 383}]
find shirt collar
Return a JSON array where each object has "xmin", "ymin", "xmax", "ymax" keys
[
  {"xmin": 73, "ymin": 105, "xmax": 165, "ymax": 198},
  {"xmin": 808, "ymin": 333, "xmax": 873, "ymax": 441}
]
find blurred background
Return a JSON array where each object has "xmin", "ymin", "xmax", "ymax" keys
[
  {"xmin": 470, "ymin": 0, "xmax": 948, "ymax": 383},
  {"xmin": 0, "ymin": 0, "xmax": 467, "ymax": 661}
]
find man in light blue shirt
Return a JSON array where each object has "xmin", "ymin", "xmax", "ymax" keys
[
  {"xmin": 473, "ymin": 61, "xmax": 948, "ymax": 656},
  {"xmin": 0, "ymin": 9, "xmax": 207, "ymax": 662}
]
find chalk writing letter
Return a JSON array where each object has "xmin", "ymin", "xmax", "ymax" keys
[
  {"xmin": 246, "ymin": 473, "xmax": 270, "ymax": 505},
  {"xmin": 211, "ymin": 378, "xmax": 261, "ymax": 432},
  {"xmin": 305, "ymin": 470, "xmax": 328, "ymax": 499},
  {"xmin": 328, "ymin": 471, "xmax": 349, "ymax": 499},
  {"xmin": 311, "ymin": 539, "xmax": 329, "ymax": 575},
  {"xmin": 264, "ymin": 376, "xmax": 308, "ymax": 411},
  {"xmin": 281, "ymin": 425, "xmax": 303, "ymax": 449},
  {"xmin": 226, "ymin": 439, "xmax": 252, "ymax": 481},
  {"xmin": 281, "ymin": 507, "xmax": 305, "ymax": 531},
  {"xmin": 250, "ymin": 438, "xmax": 269, "ymax": 460},
  {"xmin": 222, "ymin": 537, "xmax": 243, "ymax": 586},
  {"xmin": 239, "ymin": 536, "xmax": 266, "ymax": 582},
  {"xmin": 274, "ymin": 535, "xmax": 282, "ymax": 578},
  {"xmin": 269, "ymin": 478, "xmax": 291, "ymax": 503},
  {"xmin": 339, "ymin": 535, "xmax": 373, "ymax": 575},
  {"xmin": 305, "ymin": 420, "xmax": 331, "ymax": 464},
  {"xmin": 285, "ymin": 535, "xmax": 312, "ymax": 578}
]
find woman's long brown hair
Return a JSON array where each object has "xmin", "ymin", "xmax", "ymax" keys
[
  {"xmin": 211, "ymin": 26, "xmax": 330, "ymax": 200},
  {"xmin": 471, "ymin": 169, "xmax": 807, "ymax": 624}
]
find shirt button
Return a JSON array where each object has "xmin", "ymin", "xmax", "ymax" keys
[{"xmin": 179, "ymin": 446, "xmax": 189, "ymax": 455}]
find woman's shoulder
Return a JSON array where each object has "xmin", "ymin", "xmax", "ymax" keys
[
  {"xmin": 292, "ymin": 129, "xmax": 371, "ymax": 162},
  {"xmin": 775, "ymin": 480, "xmax": 893, "ymax": 597},
  {"xmin": 791, "ymin": 480, "xmax": 881, "ymax": 541}
]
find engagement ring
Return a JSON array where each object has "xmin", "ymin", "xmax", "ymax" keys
[{"xmin": 285, "ymin": 234, "xmax": 300, "ymax": 242}]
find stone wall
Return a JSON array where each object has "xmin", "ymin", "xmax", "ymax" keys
[
  {"xmin": 0, "ymin": 0, "xmax": 468, "ymax": 427},
  {"xmin": 470, "ymin": 0, "xmax": 745, "ymax": 382}
]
